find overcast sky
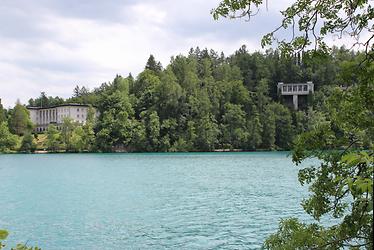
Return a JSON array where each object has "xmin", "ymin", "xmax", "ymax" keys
[{"xmin": 0, "ymin": 0, "xmax": 295, "ymax": 107}]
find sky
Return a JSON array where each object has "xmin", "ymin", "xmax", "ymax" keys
[{"xmin": 0, "ymin": 0, "xmax": 296, "ymax": 107}]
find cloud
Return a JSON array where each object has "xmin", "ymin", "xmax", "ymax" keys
[{"xmin": 0, "ymin": 0, "xmax": 288, "ymax": 107}]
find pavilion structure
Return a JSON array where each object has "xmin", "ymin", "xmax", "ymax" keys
[{"xmin": 277, "ymin": 81, "xmax": 314, "ymax": 110}]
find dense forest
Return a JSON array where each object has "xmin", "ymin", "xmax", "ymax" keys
[{"xmin": 0, "ymin": 45, "xmax": 367, "ymax": 153}]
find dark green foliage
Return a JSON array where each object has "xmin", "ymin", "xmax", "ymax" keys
[
  {"xmin": 0, "ymin": 122, "xmax": 18, "ymax": 152},
  {"xmin": 9, "ymin": 102, "xmax": 33, "ymax": 136},
  {"xmin": 268, "ymin": 102, "xmax": 295, "ymax": 150},
  {"xmin": 81, "ymin": 107, "xmax": 96, "ymax": 152},
  {"xmin": 95, "ymin": 78, "xmax": 135, "ymax": 152},
  {"xmin": 61, "ymin": 118, "xmax": 76, "ymax": 151},
  {"xmin": 70, "ymin": 126, "xmax": 85, "ymax": 152},
  {"xmin": 264, "ymin": 218, "xmax": 329, "ymax": 249},
  {"xmin": 194, "ymin": 114, "xmax": 219, "ymax": 151},
  {"xmin": 141, "ymin": 110, "xmax": 161, "ymax": 151},
  {"xmin": 145, "ymin": 54, "xmax": 162, "ymax": 73},
  {"xmin": 247, "ymin": 109, "xmax": 263, "ymax": 150},
  {"xmin": 28, "ymin": 92, "xmax": 64, "ymax": 108},
  {"xmin": 20, "ymin": 133, "xmax": 36, "ymax": 153},
  {"xmin": 92, "ymin": 48, "xmax": 325, "ymax": 152},
  {"xmin": 46, "ymin": 124, "xmax": 61, "ymax": 152},
  {"xmin": 221, "ymin": 103, "xmax": 248, "ymax": 149},
  {"xmin": 0, "ymin": 99, "xmax": 5, "ymax": 123},
  {"xmin": 2, "ymin": 46, "xmax": 365, "ymax": 153}
]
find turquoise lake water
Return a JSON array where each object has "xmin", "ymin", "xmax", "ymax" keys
[{"xmin": 0, "ymin": 152, "xmax": 314, "ymax": 249}]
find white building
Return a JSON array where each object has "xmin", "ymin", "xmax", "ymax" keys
[
  {"xmin": 277, "ymin": 81, "xmax": 314, "ymax": 110},
  {"xmin": 27, "ymin": 104, "xmax": 97, "ymax": 132}
]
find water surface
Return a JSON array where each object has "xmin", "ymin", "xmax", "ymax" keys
[{"xmin": 0, "ymin": 152, "xmax": 313, "ymax": 249}]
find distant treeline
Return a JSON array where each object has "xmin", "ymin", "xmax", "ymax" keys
[{"xmin": 0, "ymin": 45, "xmax": 365, "ymax": 153}]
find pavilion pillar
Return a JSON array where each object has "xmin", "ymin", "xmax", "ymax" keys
[{"xmin": 293, "ymin": 95, "xmax": 298, "ymax": 110}]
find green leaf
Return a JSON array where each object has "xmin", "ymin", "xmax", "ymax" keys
[{"xmin": 0, "ymin": 230, "xmax": 8, "ymax": 240}]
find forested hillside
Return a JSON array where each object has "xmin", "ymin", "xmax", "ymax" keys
[{"xmin": 0, "ymin": 46, "xmax": 364, "ymax": 152}]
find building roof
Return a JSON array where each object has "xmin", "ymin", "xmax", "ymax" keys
[
  {"xmin": 278, "ymin": 81, "xmax": 313, "ymax": 86},
  {"xmin": 27, "ymin": 103, "xmax": 94, "ymax": 110}
]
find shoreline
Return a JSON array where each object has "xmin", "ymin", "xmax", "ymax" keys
[{"xmin": 0, "ymin": 149, "xmax": 290, "ymax": 154}]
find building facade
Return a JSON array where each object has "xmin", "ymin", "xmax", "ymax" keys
[
  {"xmin": 27, "ymin": 104, "xmax": 97, "ymax": 132},
  {"xmin": 277, "ymin": 81, "xmax": 314, "ymax": 110}
]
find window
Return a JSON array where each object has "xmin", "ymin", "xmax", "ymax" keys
[
  {"xmin": 303, "ymin": 85, "xmax": 308, "ymax": 91},
  {"xmin": 288, "ymin": 86, "xmax": 292, "ymax": 91},
  {"xmin": 77, "ymin": 108, "xmax": 79, "ymax": 112},
  {"xmin": 298, "ymin": 85, "xmax": 302, "ymax": 91},
  {"xmin": 77, "ymin": 114, "xmax": 80, "ymax": 118},
  {"xmin": 282, "ymin": 86, "xmax": 286, "ymax": 92},
  {"xmin": 293, "ymin": 85, "xmax": 297, "ymax": 91}
]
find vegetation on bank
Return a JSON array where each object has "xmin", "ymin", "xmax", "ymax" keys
[{"xmin": 0, "ymin": 46, "xmax": 367, "ymax": 153}]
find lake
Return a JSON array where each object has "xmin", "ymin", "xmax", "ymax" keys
[{"xmin": 0, "ymin": 152, "xmax": 314, "ymax": 249}]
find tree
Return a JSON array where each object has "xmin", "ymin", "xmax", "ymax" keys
[
  {"xmin": 39, "ymin": 92, "xmax": 49, "ymax": 107},
  {"xmin": 246, "ymin": 109, "xmax": 263, "ymax": 150},
  {"xmin": 221, "ymin": 103, "xmax": 248, "ymax": 149},
  {"xmin": 9, "ymin": 102, "xmax": 33, "ymax": 136},
  {"xmin": 73, "ymin": 85, "xmax": 80, "ymax": 98},
  {"xmin": 20, "ymin": 132, "xmax": 36, "ymax": 153},
  {"xmin": 293, "ymin": 110, "xmax": 308, "ymax": 135},
  {"xmin": 254, "ymin": 78, "xmax": 271, "ymax": 113},
  {"xmin": 261, "ymin": 106, "xmax": 276, "ymax": 150},
  {"xmin": 195, "ymin": 114, "xmax": 219, "ymax": 151},
  {"xmin": 141, "ymin": 110, "xmax": 160, "ymax": 151},
  {"xmin": 0, "ymin": 122, "xmax": 18, "ymax": 152},
  {"xmin": 154, "ymin": 67, "xmax": 183, "ymax": 119},
  {"xmin": 95, "ymin": 85, "xmax": 135, "ymax": 152},
  {"xmin": 70, "ymin": 126, "xmax": 85, "ymax": 152},
  {"xmin": 159, "ymin": 118, "xmax": 178, "ymax": 152},
  {"xmin": 145, "ymin": 54, "xmax": 162, "ymax": 73},
  {"xmin": 81, "ymin": 106, "xmax": 96, "ymax": 152},
  {"xmin": 212, "ymin": 0, "xmax": 373, "ymax": 57},
  {"xmin": 268, "ymin": 102, "xmax": 295, "ymax": 150},
  {"xmin": 132, "ymin": 70, "xmax": 161, "ymax": 113},
  {"xmin": 61, "ymin": 118, "xmax": 76, "ymax": 151},
  {"xmin": 0, "ymin": 98, "xmax": 5, "ymax": 123},
  {"xmin": 130, "ymin": 120, "xmax": 147, "ymax": 152},
  {"xmin": 46, "ymin": 124, "xmax": 61, "ymax": 152}
]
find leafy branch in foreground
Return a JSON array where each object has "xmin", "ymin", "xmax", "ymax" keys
[
  {"xmin": 212, "ymin": 0, "xmax": 374, "ymax": 57},
  {"xmin": 0, "ymin": 230, "xmax": 40, "ymax": 250}
]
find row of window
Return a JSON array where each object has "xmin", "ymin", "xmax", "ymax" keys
[
  {"xmin": 36, "ymin": 114, "xmax": 85, "ymax": 120},
  {"xmin": 282, "ymin": 85, "xmax": 309, "ymax": 92},
  {"xmin": 37, "ymin": 108, "xmax": 85, "ymax": 115}
]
